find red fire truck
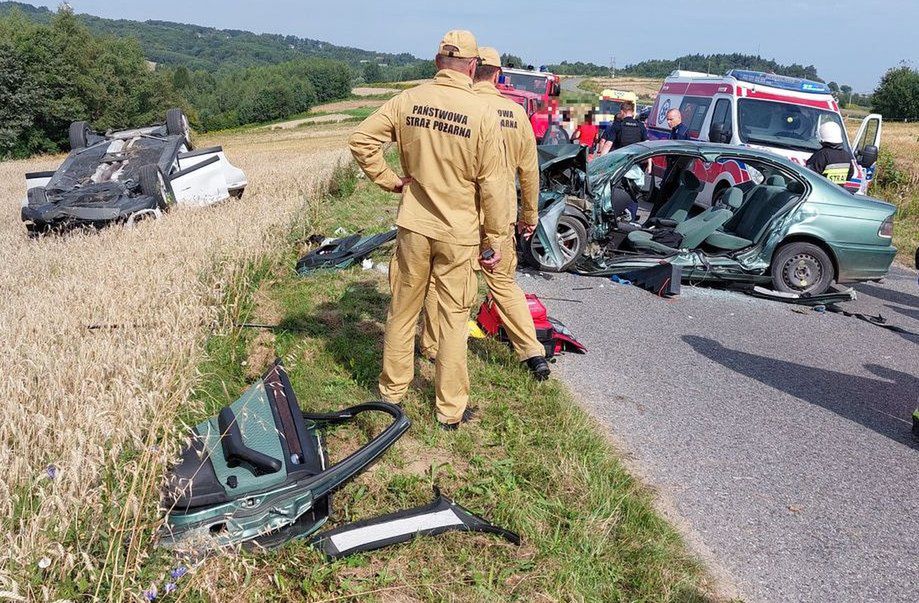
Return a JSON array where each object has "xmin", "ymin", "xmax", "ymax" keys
[{"xmin": 498, "ymin": 67, "xmax": 562, "ymax": 140}]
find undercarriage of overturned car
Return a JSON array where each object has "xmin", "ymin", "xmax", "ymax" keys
[
  {"xmin": 22, "ymin": 108, "xmax": 247, "ymax": 235},
  {"xmin": 523, "ymin": 140, "xmax": 897, "ymax": 295}
]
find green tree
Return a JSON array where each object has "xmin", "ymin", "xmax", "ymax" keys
[
  {"xmin": 363, "ymin": 61, "xmax": 383, "ymax": 83},
  {"xmin": 172, "ymin": 65, "xmax": 191, "ymax": 90},
  {"xmin": 872, "ymin": 66, "xmax": 919, "ymax": 119},
  {"xmin": 501, "ymin": 53, "xmax": 524, "ymax": 68}
]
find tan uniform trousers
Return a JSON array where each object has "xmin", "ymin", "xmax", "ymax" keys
[
  {"xmin": 379, "ymin": 227, "xmax": 478, "ymax": 424},
  {"xmin": 420, "ymin": 226, "xmax": 544, "ymax": 363}
]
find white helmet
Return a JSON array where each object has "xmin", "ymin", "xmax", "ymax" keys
[{"xmin": 818, "ymin": 122, "xmax": 843, "ymax": 145}]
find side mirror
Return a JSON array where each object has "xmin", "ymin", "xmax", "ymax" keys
[
  {"xmin": 709, "ymin": 122, "xmax": 729, "ymax": 143},
  {"xmin": 858, "ymin": 144, "xmax": 878, "ymax": 168},
  {"xmin": 551, "ymin": 83, "xmax": 561, "ymax": 97}
]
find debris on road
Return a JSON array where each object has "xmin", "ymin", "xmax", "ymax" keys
[{"xmin": 476, "ymin": 293, "xmax": 586, "ymax": 358}]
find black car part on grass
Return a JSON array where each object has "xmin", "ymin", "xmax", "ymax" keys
[
  {"xmin": 296, "ymin": 229, "xmax": 397, "ymax": 275},
  {"xmin": 160, "ymin": 360, "xmax": 411, "ymax": 550},
  {"xmin": 308, "ymin": 487, "xmax": 521, "ymax": 559}
]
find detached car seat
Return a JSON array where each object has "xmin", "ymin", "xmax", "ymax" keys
[
  {"xmin": 645, "ymin": 170, "xmax": 703, "ymax": 227},
  {"xmin": 628, "ymin": 188, "xmax": 743, "ymax": 254}
]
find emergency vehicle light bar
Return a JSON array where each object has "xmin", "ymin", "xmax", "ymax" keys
[{"xmin": 726, "ymin": 70, "xmax": 831, "ymax": 95}]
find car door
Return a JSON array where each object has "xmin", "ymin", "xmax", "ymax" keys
[{"xmin": 850, "ymin": 113, "xmax": 883, "ymax": 190}]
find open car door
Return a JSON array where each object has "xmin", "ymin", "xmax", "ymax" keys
[{"xmin": 850, "ymin": 113, "xmax": 883, "ymax": 192}]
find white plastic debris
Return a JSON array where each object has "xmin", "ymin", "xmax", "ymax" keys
[
  {"xmin": 38, "ymin": 557, "xmax": 51, "ymax": 569},
  {"xmin": 361, "ymin": 258, "xmax": 374, "ymax": 270}
]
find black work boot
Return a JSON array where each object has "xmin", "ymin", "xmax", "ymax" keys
[
  {"xmin": 439, "ymin": 407, "xmax": 476, "ymax": 431},
  {"xmin": 524, "ymin": 356, "xmax": 551, "ymax": 381}
]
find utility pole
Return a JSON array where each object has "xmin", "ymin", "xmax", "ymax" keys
[{"xmin": 609, "ymin": 56, "xmax": 616, "ymax": 79}]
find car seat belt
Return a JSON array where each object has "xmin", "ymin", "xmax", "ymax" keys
[{"xmin": 308, "ymin": 487, "xmax": 520, "ymax": 559}]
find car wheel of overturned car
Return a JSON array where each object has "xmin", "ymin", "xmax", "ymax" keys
[
  {"xmin": 139, "ymin": 165, "xmax": 174, "ymax": 210},
  {"xmin": 69, "ymin": 121, "xmax": 90, "ymax": 151},
  {"xmin": 166, "ymin": 108, "xmax": 192, "ymax": 148},
  {"xmin": 771, "ymin": 241, "xmax": 834, "ymax": 295},
  {"xmin": 525, "ymin": 215, "xmax": 588, "ymax": 272}
]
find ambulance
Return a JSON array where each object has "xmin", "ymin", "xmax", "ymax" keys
[
  {"xmin": 594, "ymin": 89, "xmax": 639, "ymax": 128},
  {"xmin": 646, "ymin": 69, "xmax": 883, "ymax": 196}
]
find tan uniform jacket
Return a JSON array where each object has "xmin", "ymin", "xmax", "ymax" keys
[
  {"xmin": 349, "ymin": 70, "xmax": 507, "ymax": 249},
  {"xmin": 472, "ymin": 81, "xmax": 540, "ymax": 226}
]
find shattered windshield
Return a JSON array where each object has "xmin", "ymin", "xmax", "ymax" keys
[
  {"xmin": 503, "ymin": 72, "xmax": 549, "ymax": 95},
  {"xmin": 738, "ymin": 99, "xmax": 850, "ymax": 154}
]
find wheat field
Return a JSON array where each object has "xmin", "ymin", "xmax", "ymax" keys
[{"xmin": 0, "ymin": 123, "xmax": 351, "ymax": 598}]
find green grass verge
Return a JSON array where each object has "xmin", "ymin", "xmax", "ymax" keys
[
  {"xmin": 875, "ymin": 150, "xmax": 919, "ymax": 264},
  {"xmin": 167, "ymin": 154, "xmax": 713, "ymax": 601}
]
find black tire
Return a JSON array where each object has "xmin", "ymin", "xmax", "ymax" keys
[
  {"xmin": 771, "ymin": 242, "xmax": 834, "ymax": 295},
  {"xmin": 27, "ymin": 187, "xmax": 48, "ymax": 207},
  {"xmin": 138, "ymin": 165, "xmax": 174, "ymax": 210},
  {"xmin": 524, "ymin": 214, "xmax": 588, "ymax": 272},
  {"xmin": 166, "ymin": 108, "xmax": 192, "ymax": 147},
  {"xmin": 69, "ymin": 121, "xmax": 90, "ymax": 151}
]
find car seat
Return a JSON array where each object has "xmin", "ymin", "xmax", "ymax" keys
[
  {"xmin": 645, "ymin": 170, "xmax": 703, "ymax": 227},
  {"xmin": 628, "ymin": 188, "xmax": 743, "ymax": 254},
  {"xmin": 705, "ymin": 180, "xmax": 805, "ymax": 251}
]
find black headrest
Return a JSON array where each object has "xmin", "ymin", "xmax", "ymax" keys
[
  {"xmin": 766, "ymin": 175, "xmax": 786, "ymax": 187},
  {"xmin": 787, "ymin": 181, "xmax": 805, "ymax": 195},
  {"xmin": 679, "ymin": 169, "xmax": 702, "ymax": 191}
]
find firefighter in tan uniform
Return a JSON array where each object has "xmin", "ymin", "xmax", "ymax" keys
[
  {"xmin": 349, "ymin": 30, "xmax": 508, "ymax": 429},
  {"xmin": 420, "ymin": 47, "xmax": 551, "ymax": 381}
]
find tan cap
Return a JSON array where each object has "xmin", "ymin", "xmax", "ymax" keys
[
  {"xmin": 478, "ymin": 47, "xmax": 501, "ymax": 68},
  {"xmin": 437, "ymin": 30, "xmax": 478, "ymax": 59}
]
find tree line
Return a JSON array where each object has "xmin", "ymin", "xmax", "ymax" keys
[{"xmin": 0, "ymin": 8, "xmax": 353, "ymax": 158}]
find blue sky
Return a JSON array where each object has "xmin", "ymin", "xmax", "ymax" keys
[{"xmin": 34, "ymin": 0, "xmax": 915, "ymax": 91}]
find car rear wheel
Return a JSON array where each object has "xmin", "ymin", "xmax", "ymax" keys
[
  {"xmin": 139, "ymin": 165, "xmax": 174, "ymax": 210},
  {"xmin": 524, "ymin": 215, "xmax": 588, "ymax": 272},
  {"xmin": 166, "ymin": 108, "xmax": 192, "ymax": 148},
  {"xmin": 771, "ymin": 242, "xmax": 834, "ymax": 295},
  {"xmin": 69, "ymin": 121, "xmax": 90, "ymax": 150}
]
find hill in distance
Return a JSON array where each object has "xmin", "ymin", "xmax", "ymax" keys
[{"xmin": 0, "ymin": 1, "xmax": 422, "ymax": 71}]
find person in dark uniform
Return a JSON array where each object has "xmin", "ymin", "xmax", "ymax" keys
[
  {"xmin": 598, "ymin": 101, "xmax": 647, "ymax": 155},
  {"xmin": 666, "ymin": 109, "xmax": 690, "ymax": 140},
  {"xmin": 806, "ymin": 122, "xmax": 854, "ymax": 186}
]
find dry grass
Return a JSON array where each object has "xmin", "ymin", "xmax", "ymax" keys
[{"xmin": 0, "ymin": 123, "xmax": 353, "ymax": 598}]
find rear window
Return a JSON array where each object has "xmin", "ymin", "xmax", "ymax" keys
[
  {"xmin": 678, "ymin": 97, "xmax": 712, "ymax": 136},
  {"xmin": 600, "ymin": 100, "xmax": 624, "ymax": 115}
]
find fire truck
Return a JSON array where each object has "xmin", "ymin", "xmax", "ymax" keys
[{"xmin": 497, "ymin": 66, "xmax": 562, "ymax": 140}]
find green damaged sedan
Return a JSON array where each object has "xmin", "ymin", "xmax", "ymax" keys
[{"xmin": 527, "ymin": 140, "xmax": 897, "ymax": 294}]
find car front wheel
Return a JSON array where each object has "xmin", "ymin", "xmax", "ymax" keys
[
  {"xmin": 771, "ymin": 242, "xmax": 834, "ymax": 295},
  {"xmin": 524, "ymin": 214, "xmax": 588, "ymax": 272}
]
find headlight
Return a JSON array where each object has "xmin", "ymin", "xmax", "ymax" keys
[{"xmin": 878, "ymin": 215, "xmax": 894, "ymax": 238}]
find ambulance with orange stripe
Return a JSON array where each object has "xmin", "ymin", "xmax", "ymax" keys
[{"xmin": 646, "ymin": 70, "xmax": 882, "ymax": 196}]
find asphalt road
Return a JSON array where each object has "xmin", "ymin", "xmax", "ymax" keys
[{"xmin": 523, "ymin": 264, "xmax": 919, "ymax": 602}]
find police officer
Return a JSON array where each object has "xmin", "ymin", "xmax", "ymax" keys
[
  {"xmin": 349, "ymin": 30, "xmax": 507, "ymax": 430},
  {"xmin": 666, "ymin": 108, "xmax": 690, "ymax": 140},
  {"xmin": 806, "ymin": 122, "xmax": 854, "ymax": 186},
  {"xmin": 420, "ymin": 46, "xmax": 550, "ymax": 382},
  {"xmin": 598, "ymin": 100, "xmax": 647, "ymax": 155}
]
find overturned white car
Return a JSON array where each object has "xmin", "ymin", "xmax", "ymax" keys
[{"xmin": 22, "ymin": 108, "xmax": 247, "ymax": 234}]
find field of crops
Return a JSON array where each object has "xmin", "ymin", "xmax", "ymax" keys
[{"xmin": 0, "ymin": 122, "xmax": 351, "ymax": 596}]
